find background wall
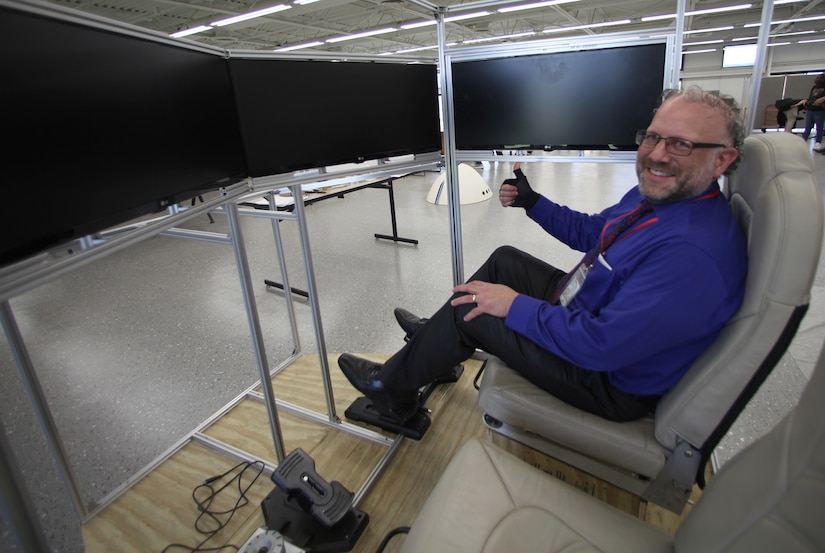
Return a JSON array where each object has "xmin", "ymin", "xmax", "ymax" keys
[{"xmin": 680, "ymin": 42, "xmax": 825, "ymax": 133}]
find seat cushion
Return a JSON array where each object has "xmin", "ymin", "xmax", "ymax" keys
[
  {"xmin": 478, "ymin": 357, "xmax": 667, "ymax": 478},
  {"xmin": 399, "ymin": 438, "xmax": 674, "ymax": 553}
]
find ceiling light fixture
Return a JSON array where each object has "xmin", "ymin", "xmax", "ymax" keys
[
  {"xmin": 400, "ymin": 12, "xmax": 489, "ymax": 30},
  {"xmin": 683, "ymin": 26, "xmax": 735, "ymax": 34},
  {"xmin": 733, "ymin": 30, "xmax": 815, "ymax": 41},
  {"xmin": 326, "ymin": 27, "xmax": 397, "ymax": 43},
  {"xmin": 498, "ymin": 0, "xmax": 579, "ymax": 14},
  {"xmin": 543, "ymin": 19, "xmax": 632, "ymax": 34},
  {"xmin": 401, "ymin": 20, "xmax": 435, "ymax": 30},
  {"xmin": 463, "ymin": 31, "xmax": 538, "ymax": 44},
  {"xmin": 745, "ymin": 14, "xmax": 825, "ymax": 27},
  {"xmin": 683, "ymin": 39, "xmax": 725, "ymax": 46},
  {"xmin": 445, "ymin": 11, "xmax": 491, "ymax": 22},
  {"xmin": 170, "ymin": 25, "xmax": 212, "ymax": 38},
  {"xmin": 642, "ymin": 4, "xmax": 752, "ymax": 22},
  {"xmin": 211, "ymin": 4, "xmax": 291, "ymax": 27},
  {"xmin": 276, "ymin": 41, "xmax": 325, "ymax": 51}
]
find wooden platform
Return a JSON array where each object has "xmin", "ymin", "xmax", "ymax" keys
[{"xmin": 81, "ymin": 353, "xmax": 696, "ymax": 552}]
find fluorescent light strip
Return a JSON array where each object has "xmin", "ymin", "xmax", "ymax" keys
[
  {"xmin": 733, "ymin": 30, "xmax": 815, "ymax": 41},
  {"xmin": 684, "ymin": 25, "xmax": 734, "ymax": 34},
  {"xmin": 498, "ymin": 0, "xmax": 579, "ymax": 14},
  {"xmin": 682, "ymin": 48, "xmax": 718, "ymax": 54},
  {"xmin": 385, "ymin": 42, "xmax": 458, "ymax": 55},
  {"xmin": 401, "ymin": 20, "xmax": 435, "ymax": 30},
  {"xmin": 683, "ymin": 39, "xmax": 724, "ymax": 46},
  {"xmin": 211, "ymin": 4, "xmax": 290, "ymax": 27},
  {"xmin": 276, "ymin": 41, "xmax": 324, "ymax": 52},
  {"xmin": 543, "ymin": 19, "xmax": 631, "ymax": 34},
  {"xmin": 745, "ymin": 15, "xmax": 825, "ymax": 27},
  {"xmin": 171, "ymin": 25, "xmax": 212, "ymax": 38},
  {"xmin": 642, "ymin": 4, "xmax": 752, "ymax": 22},
  {"xmin": 463, "ymin": 31, "xmax": 538, "ymax": 44},
  {"xmin": 445, "ymin": 11, "xmax": 490, "ymax": 22},
  {"xmin": 799, "ymin": 38, "xmax": 825, "ymax": 44},
  {"xmin": 326, "ymin": 27, "xmax": 396, "ymax": 43},
  {"xmin": 294, "ymin": 0, "xmax": 320, "ymax": 4},
  {"xmin": 388, "ymin": 45, "xmax": 438, "ymax": 54}
]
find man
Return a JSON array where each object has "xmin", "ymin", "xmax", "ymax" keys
[
  {"xmin": 794, "ymin": 72, "xmax": 825, "ymax": 152},
  {"xmin": 338, "ymin": 86, "xmax": 748, "ymax": 424}
]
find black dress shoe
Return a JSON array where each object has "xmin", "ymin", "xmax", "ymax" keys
[
  {"xmin": 338, "ymin": 353, "xmax": 419, "ymax": 423},
  {"xmin": 394, "ymin": 307, "xmax": 427, "ymax": 341}
]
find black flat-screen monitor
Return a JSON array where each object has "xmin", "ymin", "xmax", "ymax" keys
[
  {"xmin": 0, "ymin": 4, "xmax": 247, "ymax": 268},
  {"xmin": 451, "ymin": 43, "xmax": 667, "ymax": 151},
  {"xmin": 229, "ymin": 59, "xmax": 442, "ymax": 177}
]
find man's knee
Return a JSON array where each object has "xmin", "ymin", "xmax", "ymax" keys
[{"xmin": 486, "ymin": 245, "xmax": 525, "ymax": 271}]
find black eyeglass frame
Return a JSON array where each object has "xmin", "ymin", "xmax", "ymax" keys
[{"xmin": 635, "ymin": 130, "xmax": 728, "ymax": 156}]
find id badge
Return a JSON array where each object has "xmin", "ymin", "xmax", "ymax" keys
[{"xmin": 559, "ymin": 264, "xmax": 590, "ymax": 307}]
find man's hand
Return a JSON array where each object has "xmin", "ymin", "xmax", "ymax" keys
[
  {"xmin": 499, "ymin": 162, "xmax": 539, "ymax": 210},
  {"xmin": 451, "ymin": 281, "xmax": 519, "ymax": 322}
]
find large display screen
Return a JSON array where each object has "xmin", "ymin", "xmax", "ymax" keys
[
  {"xmin": 229, "ymin": 59, "xmax": 442, "ymax": 177},
  {"xmin": 1, "ymin": 4, "xmax": 247, "ymax": 267},
  {"xmin": 451, "ymin": 43, "xmax": 667, "ymax": 151}
]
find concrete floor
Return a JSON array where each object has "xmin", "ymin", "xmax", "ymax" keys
[{"xmin": 2, "ymin": 138, "xmax": 824, "ymax": 552}]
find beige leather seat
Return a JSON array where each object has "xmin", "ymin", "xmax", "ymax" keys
[
  {"xmin": 400, "ymin": 340, "xmax": 825, "ymax": 553},
  {"xmin": 478, "ymin": 131, "xmax": 824, "ymax": 512}
]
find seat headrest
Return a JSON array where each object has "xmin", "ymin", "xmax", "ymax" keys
[{"xmin": 654, "ymin": 132, "xmax": 823, "ymax": 450}]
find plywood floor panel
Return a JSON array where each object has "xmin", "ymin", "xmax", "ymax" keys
[{"xmin": 82, "ymin": 353, "xmax": 687, "ymax": 553}]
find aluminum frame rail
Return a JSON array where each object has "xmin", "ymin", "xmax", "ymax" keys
[{"xmin": 0, "ymin": 156, "xmax": 442, "ymax": 550}]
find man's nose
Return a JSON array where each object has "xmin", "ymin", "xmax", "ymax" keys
[{"xmin": 648, "ymin": 138, "xmax": 671, "ymax": 160}]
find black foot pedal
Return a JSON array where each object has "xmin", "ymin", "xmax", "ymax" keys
[
  {"xmin": 262, "ymin": 486, "xmax": 368, "ymax": 552},
  {"xmin": 271, "ymin": 449, "xmax": 352, "ymax": 527},
  {"xmin": 433, "ymin": 364, "xmax": 464, "ymax": 385},
  {"xmin": 420, "ymin": 364, "xmax": 464, "ymax": 403},
  {"xmin": 263, "ymin": 449, "xmax": 369, "ymax": 552},
  {"xmin": 344, "ymin": 397, "xmax": 431, "ymax": 440}
]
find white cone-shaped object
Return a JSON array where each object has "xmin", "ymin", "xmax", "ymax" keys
[{"xmin": 426, "ymin": 163, "xmax": 493, "ymax": 205}]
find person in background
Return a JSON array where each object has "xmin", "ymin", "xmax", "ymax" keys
[
  {"xmin": 793, "ymin": 72, "xmax": 825, "ymax": 152},
  {"xmin": 338, "ymin": 86, "xmax": 748, "ymax": 425}
]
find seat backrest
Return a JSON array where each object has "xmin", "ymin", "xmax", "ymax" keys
[
  {"xmin": 675, "ymin": 341, "xmax": 825, "ymax": 552},
  {"xmin": 654, "ymin": 132, "xmax": 823, "ymax": 454}
]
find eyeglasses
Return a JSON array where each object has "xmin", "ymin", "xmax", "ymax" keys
[{"xmin": 636, "ymin": 131, "xmax": 728, "ymax": 156}]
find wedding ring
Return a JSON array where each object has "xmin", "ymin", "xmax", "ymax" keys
[{"xmin": 472, "ymin": 294, "xmax": 476, "ymax": 303}]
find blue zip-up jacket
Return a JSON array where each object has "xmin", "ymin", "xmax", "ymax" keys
[{"xmin": 505, "ymin": 182, "xmax": 748, "ymax": 396}]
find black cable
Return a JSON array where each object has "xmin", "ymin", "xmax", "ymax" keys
[
  {"xmin": 373, "ymin": 526, "xmax": 410, "ymax": 553},
  {"xmin": 162, "ymin": 460, "xmax": 266, "ymax": 553}
]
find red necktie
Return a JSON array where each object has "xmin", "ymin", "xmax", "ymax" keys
[{"xmin": 551, "ymin": 199, "xmax": 653, "ymax": 305}]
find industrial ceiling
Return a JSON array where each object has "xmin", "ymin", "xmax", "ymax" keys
[{"xmin": 37, "ymin": 0, "xmax": 825, "ymax": 61}]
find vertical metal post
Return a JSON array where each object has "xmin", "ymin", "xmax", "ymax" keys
[
  {"xmin": 0, "ymin": 422, "xmax": 52, "ymax": 553},
  {"xmin": 437, "ymin": 9, "xmax": 465, "ymax": 286},
  {"xmin": 290, "ymin": 184, "xmax": 338, "ymax": 421},
  {"xmin": 267, "ymin": 194, "xmax": 302, "ymax": 355},
  {"xmin": 746, "ymin": 0, "xmax": 774, "ymax": 132},
  {"xmin": 0, "ymin": 300, "xmax": 89, "ymax": 519},
  {"xmin": 670, "ymin": 0, "xmax": 685, "ymax": 89},
  {"xmin": 225, "ymin": 203, "xmax": 286, "ymax": 461}
]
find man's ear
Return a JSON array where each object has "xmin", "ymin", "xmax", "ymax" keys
[{"xmin": 714, "ymin": 147, "xmax": 739, "ymax": 178}]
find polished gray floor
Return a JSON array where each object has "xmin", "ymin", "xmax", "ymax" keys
[{"xmin": 2, "ymin": 141, "xmax": 824, "ymax": 552}]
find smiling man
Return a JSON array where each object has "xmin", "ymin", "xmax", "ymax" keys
[{"xmin": 338, "ymin": 86, "xmax": 748, "ymax": 425}]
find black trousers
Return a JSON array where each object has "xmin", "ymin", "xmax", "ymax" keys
[{"xmin": 380, "ymin": 246, "xmax": 659, "ymax": 422}]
